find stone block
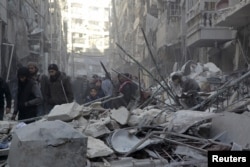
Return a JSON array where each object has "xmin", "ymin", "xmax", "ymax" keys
[
  {"xmin": 8, "ymin": 120, "xmax": 87, "ymax": 167},
  {"xmin": 48, "ymin": 102, "xmax": 82, "ymax": 121}
]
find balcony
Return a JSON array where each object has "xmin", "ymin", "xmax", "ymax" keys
[
  {"xmin": 215, "ymin": 0, "xmax": 250, "ymax": 28},
  {"xmin": 186, "ymin": 11, "xmax": 236, "ymax": 47}
]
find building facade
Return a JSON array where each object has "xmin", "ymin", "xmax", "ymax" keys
[
  {"xmin": 110, "ymin": 0, "xmax": 250, "ymax": 87},
  {"xmin": 0, "ymin": 0, "xmax": 66, "ymax": 81},
  {"xmin": 65, "ymin": 0, "xmax": 111, "ymax": 77}
]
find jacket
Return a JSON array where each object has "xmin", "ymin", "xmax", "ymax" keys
[
  {"xmin": 14, "ymin": 79, "xmax": 43, "ymax": 120},
  {"xmin": 46, "ymin": 72, "xmax": 74, "ymax": 107}
]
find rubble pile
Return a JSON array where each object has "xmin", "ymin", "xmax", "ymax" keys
[{"xmin": 1, "ymin": 62, "xmax": 250, "ymax": 167}]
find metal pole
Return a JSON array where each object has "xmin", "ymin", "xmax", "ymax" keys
[
  {"xmin": 141, "ymin": 28, "xmax": 176, "ymax": 100},
  {"xmin": 116, "ymin": 43, "xmax": 178, "ymax": 104},
  {"xmin": 2, "ymin": 43, "xmax": 14, "ymax": 82}
]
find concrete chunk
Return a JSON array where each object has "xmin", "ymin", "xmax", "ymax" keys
[
  {"xmin": 84, "ymin": 117, "xmax": 111, "ymax": 137},
  {"xmin": 0, "ymin": 121, "xmax": 16, "ymax": 134},
  {"xmin": 167, "ymin": 110, "xmax": 216, "ymax": 133},
  {"xmin": 110, "ymin": 107, "xmax": 130, "ymax": 125},
  {"xmin": 87, "ymin": 136, "xmax": 113, "ymax": 158},
  {"xmin": 48, "ymin": 102, "xmax": 82, "ymax": 121},
  {"xmin": 210, "ymin": 112, "xmax": 250, "ymax": 147},
  {"xmin": 8, "ymin": 120, "xmax": 87, "ymax": 167}
]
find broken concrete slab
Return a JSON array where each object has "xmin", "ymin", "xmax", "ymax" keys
[
  {"xmin": 87, "ymin": 136, "xmax": 113, "ymax": 158},
  {"xmin": 8, "ymin": 120, "xmax": 87, "ymax": 167},
  {"xmin": 167, "ymin": 110, "xmax": 217, "ymax": 133},
  {"xmin": 70, "ymin": 116, "xmax": 88, "ymax": 129},
  {"xmin": 210, "ymin": 112, "xmax": 250, "ymax": 147},
  {"xmin": 128, "ymin": 108, "xmax": 168, "ymax": 126},
  {"xmin": 48, "ymin": 102, "xmax": 82, "ymax": 121},
  {"xmin": 84, "ymin": 117, "xmax": 111, "ymax": 137},
  {"xmin": 110, "ymin": 107, "xmax": 130, "ymax": 125}
]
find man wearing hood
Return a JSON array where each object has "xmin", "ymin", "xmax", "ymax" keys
[{"xmin": 11, "ymin": 67, "xmax": 43, "ymax": 122}]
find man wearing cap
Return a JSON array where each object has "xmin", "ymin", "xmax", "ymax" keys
[
  {"xmin": 11, "ymin": 67, "xmax": 43, "ymax": 122},
  {"xmin": 46, "ymin": 64, "xmax": 74, "ymax": 111}
]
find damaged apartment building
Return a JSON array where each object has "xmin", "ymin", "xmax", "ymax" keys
[
  {"xmin": 110, "ymin": 0, "xmax": 250, "ymax": 87},
  {"xmin": 0, "ymin": 0, "xmax": 67, "ymax": 82}
]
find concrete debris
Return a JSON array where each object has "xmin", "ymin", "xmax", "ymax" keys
[
  {"xmin": 210, "ymin": 112, "xmax": 250, "ymax": 147},
  {"xmin": 110, "ymin": 107, "xmax": 130, "ymax": 125},
  {"xmin": 48, "ymin": 102, "xmax": 82, "ymax": 121},
  {"xmin": 174, "ymin": 146, "xmax": 207, "ymax": 160},
  {"xmin": 167, "ymin": 110, "xmax": 216, "ymax": 133},
  {"xmin": 87, "ymin": 136, "xmax": 114, "ymax": 158},
  {"xmin": 8, "ymin": 120, "xmax": 87, "ymax": 167},
  {"xmin": 128, "ymin": 108, "xmax": 168, "ymax": 126},
  {"xmin": 0, "ymin": 121, "xmax": 16, "ymax": 134},
  {"xmin": 84, "ymin": 118, "xmax": 111, "ymax": 137},
  {"xmin": 3, "ymin": 60, "xmax": 250, "ymax": 166},
  {"xmin": 69, "ymin": 116, "xmax": 88, "ymax": 130}
]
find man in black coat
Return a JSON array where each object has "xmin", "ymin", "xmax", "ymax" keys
[
  {"xmin": 171, "ymin": 73, "xmax": 201, "ymax": 108},
  {"xmin": 11, "ymin": 67, "xmax": 43, "ymax": 122},
  {"xmin": 46, "ymin": 64, "xmax": 74, "ymax": 111},
  {"xmin": 0, "ymin": 77, "xmax": 12, "ymax": 120}
]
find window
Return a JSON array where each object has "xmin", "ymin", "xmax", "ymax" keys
[
  {"xmin": 169, "ymin": 2, "xmax": 180, "ymax": 17},
  {"xmin": 204, "ymin": 2, "xmax": 216, "ymax": 11}
]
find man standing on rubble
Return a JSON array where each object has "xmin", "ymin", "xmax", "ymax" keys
[
  {"xmin": 27, "ymin": 62, "xmax": 49, "ymax": 115},
  {"xmin": 0, "ymin": 77, "xmax": 12, "ymax": 120},
  {"xmin": 46, "ymin": 64, "xmax": 74, "ymax": 111},
  {"xmin": 116, "ymin": 73, "xmax": 139, "ymax": 110},
  {"xmin": 11, "ymin": 67, "xmax": 43, "ymax": 122},
  {"xmin": 171, "ymin": 72, "xmax": 201, "ymax": 108}
]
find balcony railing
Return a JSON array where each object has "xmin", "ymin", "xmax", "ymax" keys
[{"xmin": 187, "ymin": 11, "xmax": 218, "ymax": 34}]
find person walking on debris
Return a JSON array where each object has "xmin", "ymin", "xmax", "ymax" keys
[
  {"xmin": 0, "ymin": 77, "xmax": 12, "ymax": 120},
  {"xmin": 27, "ymin": 62, "xmax": 49, "ymax": 115},
  {"xmin": 115, "ymin": 73, "xmax": 139, "ymax": 110},
  {"xmin": 11, "ymin": 67, "xmax": 43, "ymax": 122},
  {"xmin": 171, "ymin": 72, "xmax": 201, "ymax": 109},
  {"xmin": 46, "ymin": 64, "xmax": 74, "ymax": 111}
]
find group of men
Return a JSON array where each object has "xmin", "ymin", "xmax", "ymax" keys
[
  {"xmin": 0, "ymin": 63, "xmax": 142, "ymax": 122},
  {"xmin": 0, "ymin": 63, "xmax": 74, "ymax": 122},
  {"xmin": 0, "ymin": 62, "xmax": 202, "ymax": 123}
]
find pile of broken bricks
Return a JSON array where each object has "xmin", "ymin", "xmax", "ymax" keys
[{"xmin": 1, "ymin": 62, "xmax": 250, "ymax": 166}]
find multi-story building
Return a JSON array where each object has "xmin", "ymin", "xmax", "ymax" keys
[
  {"xmin": 111, "ymin": 0, "xmax": 159, "ymax": 86},
  {"xmin": 0, "ymin": 0, "xmax": 66, "ymax": 81},
  {"xmin": 66, "ymin": 0, "xmax": 111, "ymax": 77},
  {"xmin": 48, "ymin": 0, "xmax": 68, "ymax": 72},
  {"xmin": 111, "ymin": 0, "xmax": 250, "ymax": 87}
]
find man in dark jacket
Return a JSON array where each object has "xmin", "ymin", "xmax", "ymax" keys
[
  {"xmin": 116, "ymin": 73, "xmax": 138, "ymax": 110},
  {"xmin": 0, "ymin": 77, "xmax": 12, "ymax": 120},
  {"xmin": 171, "ymin": 73, "xmax": 201, "ymax": 108},
  {"xmin": 46, "ymin": 64, "xmax": 74, "ymax": 111},
  {"xmin": 11, "ymin": 67, "xmax": 43, "ymax": 122}
]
